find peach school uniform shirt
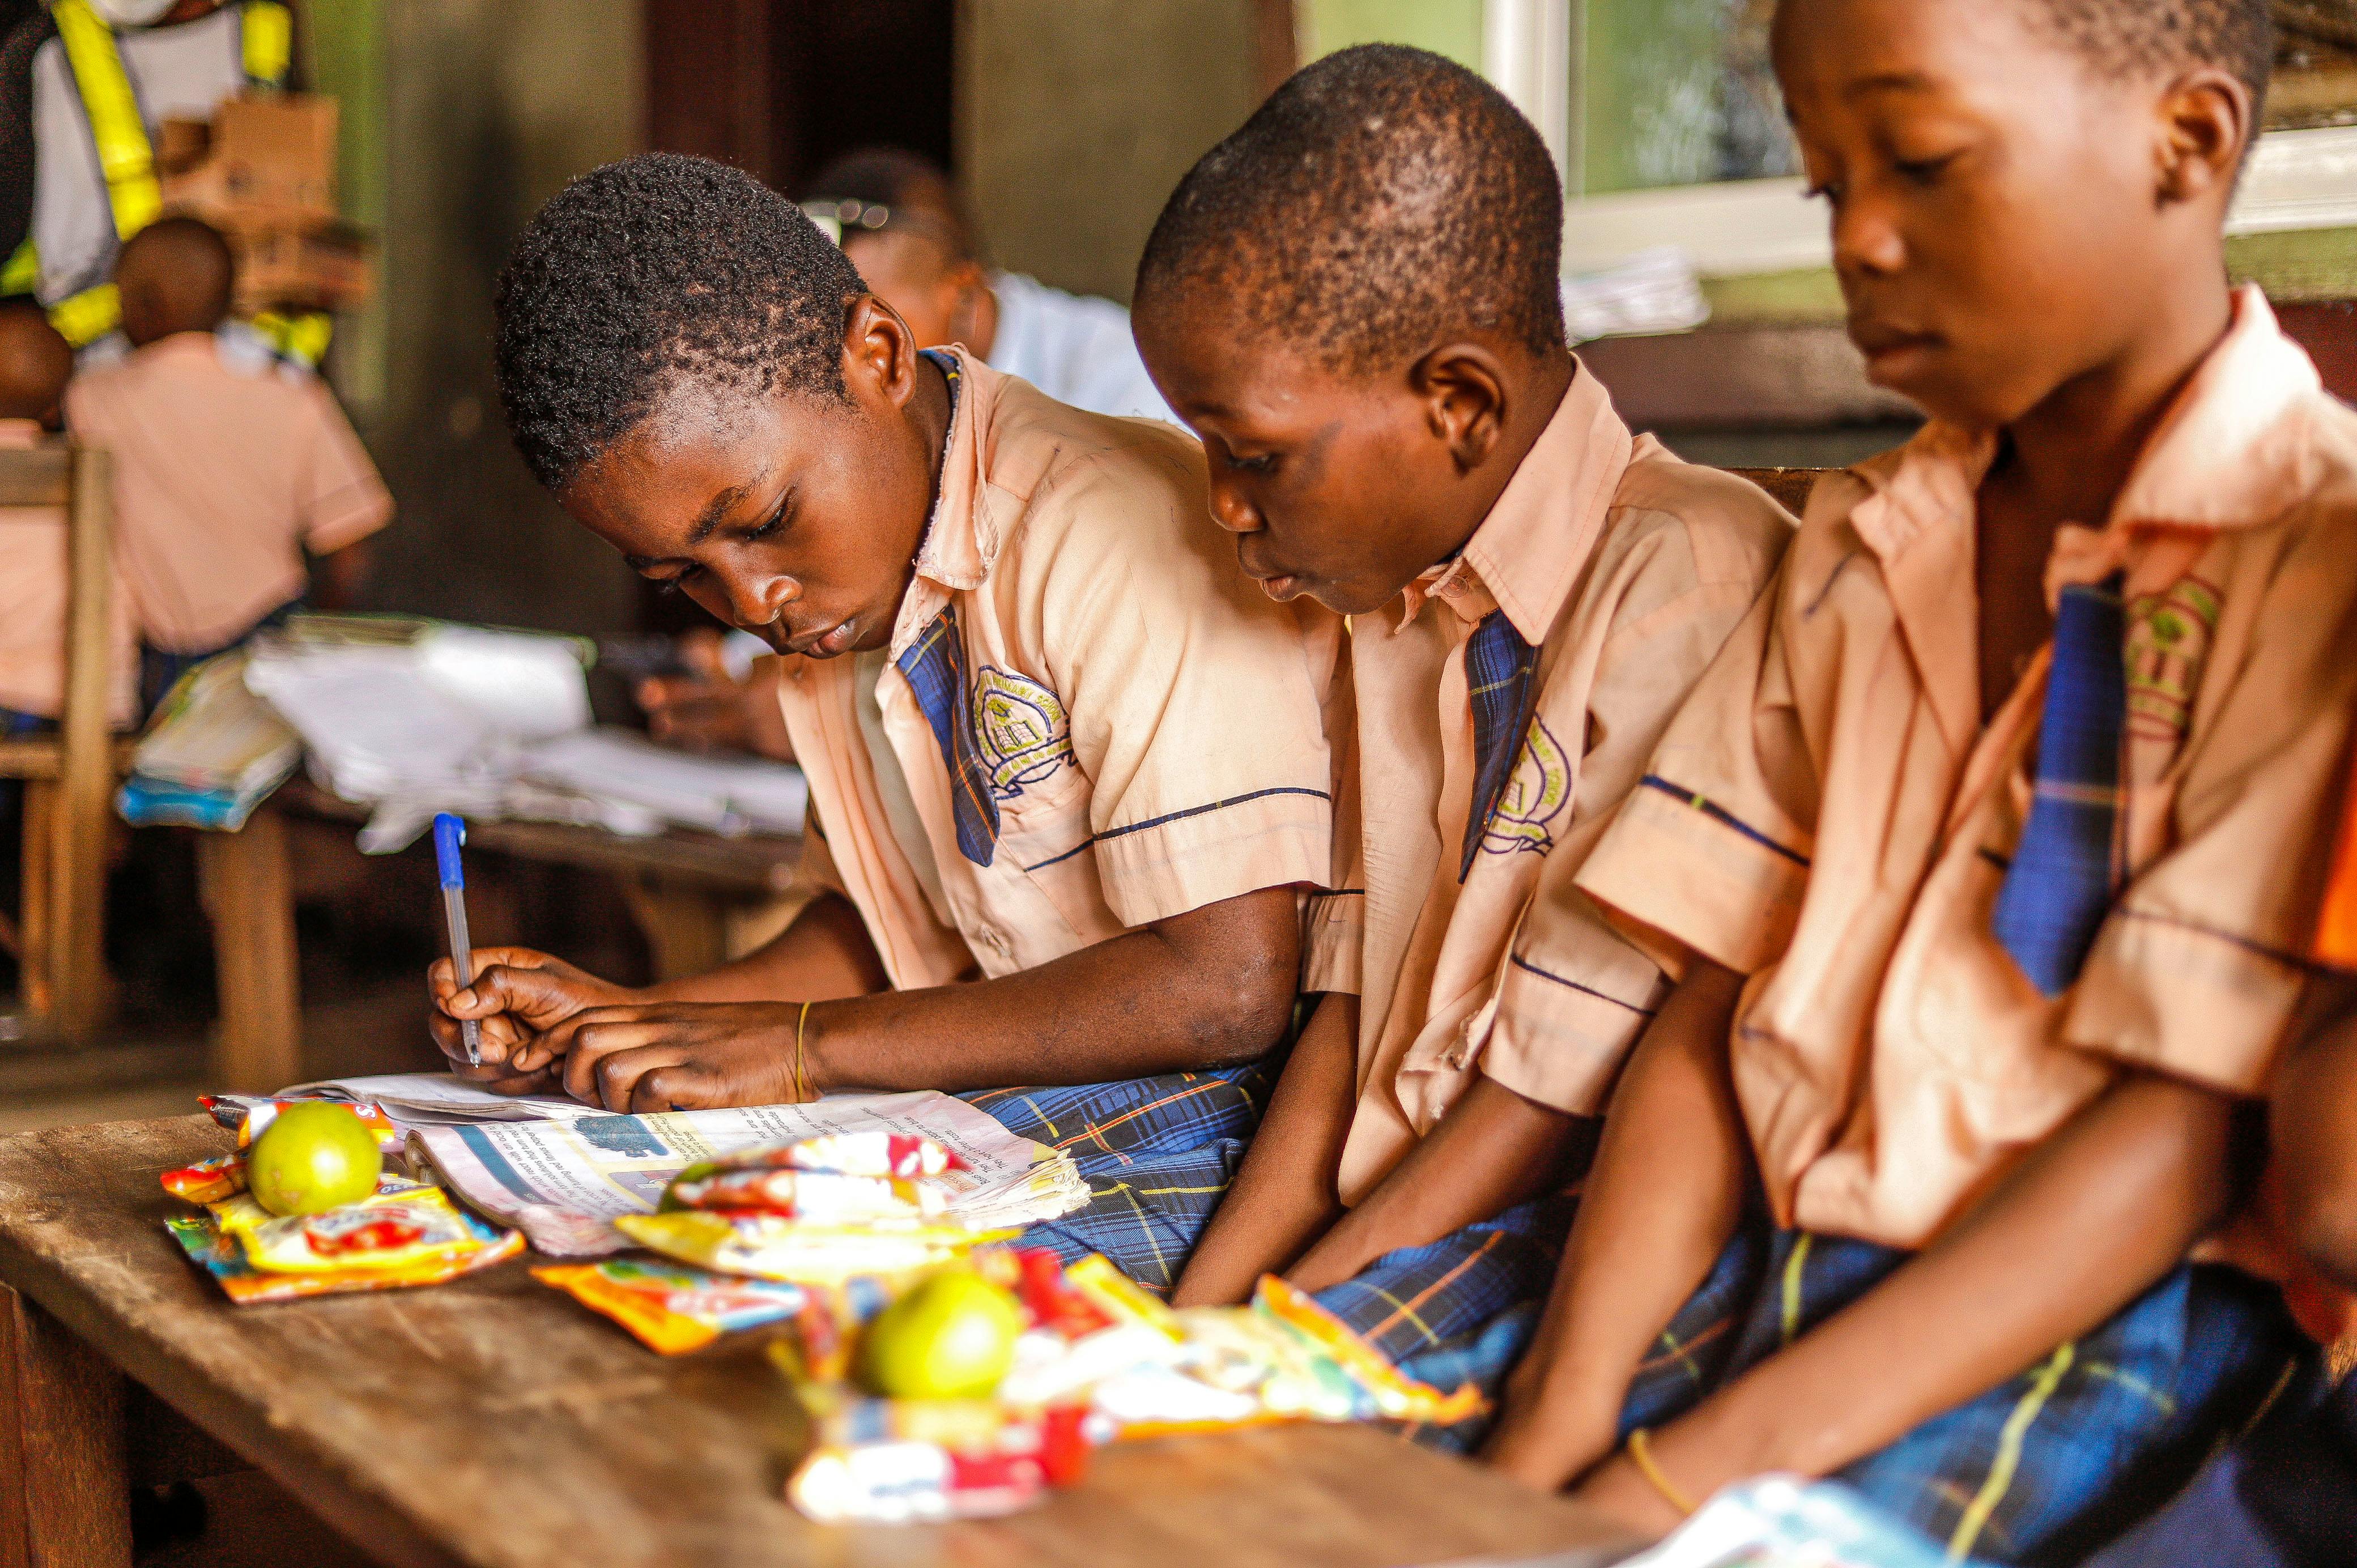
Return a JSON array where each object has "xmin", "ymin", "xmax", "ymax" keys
[
  {"xmin": 1579, "ymin": 287, "xmax": 2357, "ymax": 1251},
  {"xmin": 1308, "ymin": 367, "xmax": 1792, "ymax": 1204},
  {"xmin": 64, "ymin": 331, "xmax": 392, "ymax": 656},
  {"xmin": 0, "ymin": 419, "xmax": 136, "ymax": 725},
  {"xmin": 778, "ymin": 352, "xmax": 1339, "ymax": 989}
]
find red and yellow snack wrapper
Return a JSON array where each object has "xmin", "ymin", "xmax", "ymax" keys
[
  {"xmin": 662, "ymin": 1168, "xmax": 946, "ymax": 1224},
  {"xmin": 781, "ymin": 1379, "xmax": 1096, "ymax": 1524},
  {"xmin": 535, "ymin": 1258, "xmax": 815, "ymax": 1356},
  {"xmin": 160, "ymin": 1152, "xmax": 248, "ymax": 1205},
  {"xmin": 236, "ymin": 1187, "xmax": 490, "ymax": 1275},
  {"xmin": 203, "ymin": 1097, "xmax": 403, "ymax": 1156},
  {"xmin": 164, "ymin": 1206, "xmax": 521, "ymax": 1304}
]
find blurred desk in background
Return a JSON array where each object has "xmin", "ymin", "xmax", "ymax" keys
[{"xmin": 199, "ymin": 781, "xmax": 806, "ymax": 1094}]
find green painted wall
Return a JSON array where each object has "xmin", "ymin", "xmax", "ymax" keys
[{"xmin": 1299, "ymin": 0, "xmax": 1482, "ymax": 68}]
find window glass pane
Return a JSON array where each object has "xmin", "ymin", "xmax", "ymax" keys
[{"xmin": 1578, "ymin": 0, "xmax": 1794, "ymax": 194}]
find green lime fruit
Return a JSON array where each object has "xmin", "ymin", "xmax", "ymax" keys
[
  {"xmin": 856, "ymin": 1267, "xmax": 1027, "ymax": 1399},
  {"xmin": 246, "ymin": 1103, "xmax": 383, "ymax": 1217}
]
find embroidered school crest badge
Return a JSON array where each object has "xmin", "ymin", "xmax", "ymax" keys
[
  {"xmin": 1478, "ymin": 717, "xmax": 1571, "ymax": 858},
  {"xmin": 971, "ymin": 666, "xmax": 1075, "ymax": 797},
  {"xmin": 2123, "ymin": 575, "xmax": 2220, "ymax": 747}
]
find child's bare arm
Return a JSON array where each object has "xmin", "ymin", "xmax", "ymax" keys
[
  {"xmin": 1577, "ymin": 1069, "xmax": 2241, "ymax": 1536},
  {"xmin": 1172, "ymin": 992, "xmax": 1360, "ymax": 1307},
  {"xmin": 1286, "ymin": 1074, "xmax": 1581, "ymax": 1295},
  {"xmin": 2273, "ymin": 975, "xmax": 2357, "ymax": 1286},
  {"xmin": 1483, "ymin": 960, "xmax": 1751, "ymax": 1490}
]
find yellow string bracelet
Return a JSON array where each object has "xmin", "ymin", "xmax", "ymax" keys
[
  {"xmin": 793, "ymin": 1000, "xmax": 814, "ymax": 1102},
  {"xmin": 1624, "ymin": 1428, "xmax": 1698, "ymax": 1518}
]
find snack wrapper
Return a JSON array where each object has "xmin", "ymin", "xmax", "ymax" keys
[
  {"xmin": 534, "ymin": 1258, "xmax": 814, "ymax": 1355},
  {"xmin": 166, "ymin": 1200, "xmax": 521, "ymax": 1304},
  {"xmin": 159, "ymin": 1151, "xmax": 249, "ymax": 1205},
  {"xmin": 614, "ymin": 1210, "xmax": 1012, "ymax": 1285},
  {"xmin": 236, "ymin": 1187, "xmax": 492, "ymax": 1275},
  {"xmin": 782, "ymin": 1377, "xmax": 1095, "ymax": 1525},
  {"xmin": 663, "ymin": 1168, "xmax": 947, "ymax": 1224},
  {"xmin": 1172, "ymin": 1276, "xmax": 1485, "ymax": 1428},
  {"xmin": 202, "ymin": 1096, "xmax": 403, "ymax": 1156}
]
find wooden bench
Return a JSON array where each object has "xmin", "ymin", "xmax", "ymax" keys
[
  {"xmin": 199, "ymin": 779, "xmax": 806, "ymax": 1093},
  {"xmin": 0, "ymin": 1115, "xmax": 1634, "ymax": 1568}
]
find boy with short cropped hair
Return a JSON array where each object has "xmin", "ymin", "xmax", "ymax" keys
[
  {"xmin": 1130, "ymin": 44, "xmax": 1791, "ymax": 1424},
  {"xmin": 66, "ymin": 217, "xmax": 389, "ymax": 709},
  {"xmin": 431, "ymin": 153, "xmax": 1341, "ymax": 1289},
  {"xmin": 1487, "ymin": 0, "xmax": 2351, "ymax": 1558}
]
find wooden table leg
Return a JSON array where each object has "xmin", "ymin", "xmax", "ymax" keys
[
  {"xmin": 617, "ymin": 877, "xmax": 731, "ymax": 983},
  {"xmin": 0, "ymin": 1283, "xmax": 131, "ymax": 1568},
  {"xmin": 197, "ymin": 809, "xmax": 303, "ymax": 1093},
  {"xmin": 15, "ymin": 785, "xmax": 52, "ymax": 1020}
]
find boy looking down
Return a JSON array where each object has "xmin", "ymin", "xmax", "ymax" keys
[
  {"xmin": 1490, "ymin": 1, "xmax": 2354, "ymax": 1559},
  {"xmin": 1131, "ymin": 43, "xmax": 1790, "ymax": 1429},
  {"xmin": 431, "ymin": 154, "xmax": 1340, "ymax": 1288}
]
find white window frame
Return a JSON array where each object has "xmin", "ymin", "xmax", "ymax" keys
[{"xmin": 1476, "ymin": 5, "xmax": 2357, "ymax": 279}]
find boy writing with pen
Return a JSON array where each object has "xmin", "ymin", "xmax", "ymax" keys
[{"xmin": 427, "ymin": 155, "xmax": 1342, "ymax": 1290}]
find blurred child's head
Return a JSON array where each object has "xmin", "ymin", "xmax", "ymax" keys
[
  {"xmin": 1133, "ymin": 44, "xmax": 1571, "ymax": 616},
  {"xmin": 1772, "ymin": 0, "xmax": 2272, "ymax": 430},
  {"xmin": 495, "ymin": 153, "xmax": 941, "ymax": 660},
  {"xmin": 0, "ymin": 303, "xmax": 71, "ymax": 428},
  {"xmin": 116, "ymin": 216, "xmax": 233, "ymax": 347},
  {"xmin": 802, "ymin": 147, "xmax": 990, "ymax": 357}
]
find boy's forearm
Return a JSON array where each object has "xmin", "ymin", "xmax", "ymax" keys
[
  {"xmin": 1486, "ymin": 961, "xmax": 1750, "ymax": 1489},
  {"xmin": 1634, "ymin": 1071, "xmax": 2240, "ymax": 1501},
  {"xmin": 807, "ymin": 885, "xmax": 1301, "ymax": 1091},
  {"xmin": 1288, "ymin": 1073, "xmax": 1579, "ymax": 1295},
  {"xmin": 648, "ymin": 892, "xmax": 890, "ymax": 1005},
  {"xmin": 1174, "ymin": 992, "xmax": 1360, "ymax": 1307}
]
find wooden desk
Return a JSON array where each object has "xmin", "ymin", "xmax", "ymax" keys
[
  {"xmin": 198, "ymin": 782, "xmax": 807, "ymax": 1094},
  {"xmin": 0, "ymin": 1117, "xmax": 1632, "ymax": 1568}
]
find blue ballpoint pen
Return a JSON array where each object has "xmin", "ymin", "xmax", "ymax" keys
[{"xmin": 432, "ymin": 813, "xmax": 482, "ymax": 1067}]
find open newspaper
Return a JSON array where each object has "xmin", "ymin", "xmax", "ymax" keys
[{"xmin": 225, "ymin": 1073, "xmax": 1089, "ymax": 1258}]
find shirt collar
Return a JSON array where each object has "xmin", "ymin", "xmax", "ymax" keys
[
  {"xmin": 1844, "ymin": 284, "xmax": 2325, "ymax": 755},
  {"xmin": 1393, "ymin": 364, "xmax": 1635, "ymax": 642},
  {"xmin": 888, "ymin": 346, "xmax": 993, "ymax": 659}
]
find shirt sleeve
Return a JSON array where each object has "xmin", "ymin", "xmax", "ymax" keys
[
  {"xmin": 1036, "ymin": 444, "xmax": 1339, "ymax": 927},
  {"xmin": 1485, "ymin": 502, "xmax": 1786, "ymax": 1113},
  {"xmin": 2067, "ymin": 515, "xmax": 2357, "ymax": 1094},
  {"xmin": 1575, "ymin": 508, "xmax": 1828, "ymax": 978},
  {"xmin": 297, "ymin": 381, "xmax": 393, "ymax": 554}
]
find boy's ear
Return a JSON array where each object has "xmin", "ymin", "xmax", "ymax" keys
[
  {"xmin": 1409, "ymin": 343, "xmax": 1511, "ymax": 475},
  {"xmin": 2154, "ymin": 66, "xmax": 2252, "ymax": 209},
  {"xmin": 843, "ymin": 293, "xmax": 920, "ymax": 407}
]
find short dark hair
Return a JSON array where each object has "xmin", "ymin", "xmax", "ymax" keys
[
  {"xmin": 803, "ymin": 146, "xmax": 976, "ymax": 262},
  {"xmin": 1135, "ymin": 44, "xmax": 1565, "ymax": 373},
  {"xmin": 493, "ymin": 152, "xmax": 867, "ymax": 493},
  {"xmin": 2020, "ymin": 0, "xmax": 2275, "ymax": 114}
]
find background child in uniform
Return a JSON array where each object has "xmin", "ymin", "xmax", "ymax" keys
[
  {"xmin": 1129, "ymin": 44, "xmax": 1790, "ymax": 1442},
  {"xmin": 1484, "ymin": 0, "xmax": 2357, "ymax": 1560},
  {"xmin": 63, "ymin": 216, "xmax": 390, "ymax": 710},
  {"xmin": 429, "ymin": 154, "xmax": 1341, "ymax": 1291},
  {"xmin": 0, "ymin": 300, "xmax": 132, "ymax": 736}
]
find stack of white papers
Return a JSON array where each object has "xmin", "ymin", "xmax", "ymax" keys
[{"xmin": 236, "ymin": 621, "xmax": 805, "ymax": 851}]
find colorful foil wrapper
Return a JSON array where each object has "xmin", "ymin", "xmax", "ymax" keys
[
  {"xmin": 165, "ymin": 1200, "xmax": 521, "ymax": 1305},
  {"xmin": 784, "ymin": 1386, "xmax": 1095, "ymax": 1526},
  {"xmin": 201, "ymin": 1096, "xmax": 403, "ymax": 1156},
  {"xmin": 614, "ymin": 1210, "xmax": 1013, "ymax": 1286},
  {"xmin": 235, "ymin": 1187, "xmax": 493, "ymax": 1276},
  {"xmin": 662, "ymin": 1168, "xmax": 948, "ymax": 1224},
  {"xmin": 533, "ymin": 1258, "xmax": 816, "ymax": 1356}
]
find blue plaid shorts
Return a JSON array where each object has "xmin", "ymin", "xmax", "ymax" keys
[
  {"xmin": 961, "ymin": 1055, "xmax": 1277, "ymax": 1296},
  {"xmin": 1310, "ymin": 1188, "xmax": 1582, "ymax": 1451},
  {"xmin": 1622, "ymin": 1218, "xmax": 2317, "ymax": 1566}
]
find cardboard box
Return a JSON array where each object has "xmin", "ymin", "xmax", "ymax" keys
[
  {"xmin": 229, "ymin": 221, "xmax": 371, "ymax": 315},
  {"xmin": 157, "ymin": 92, "xmax": 369, "ymax": 314},
  {"xmin": 159, "ymin": 93, "xmax": 339, "ymax": 229}
]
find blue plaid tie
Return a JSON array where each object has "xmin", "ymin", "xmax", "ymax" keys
[
  {"xmin": 1461, "ymin": 610, "xmax": 1539, "ymax": 881},
  {"xmin": 1991, "ymin": 573, "xmax": 2127, "ymax": 996},
  {"xmin": 895, "ymin": 604, "xmax": 1001, "ymax": 866}
]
